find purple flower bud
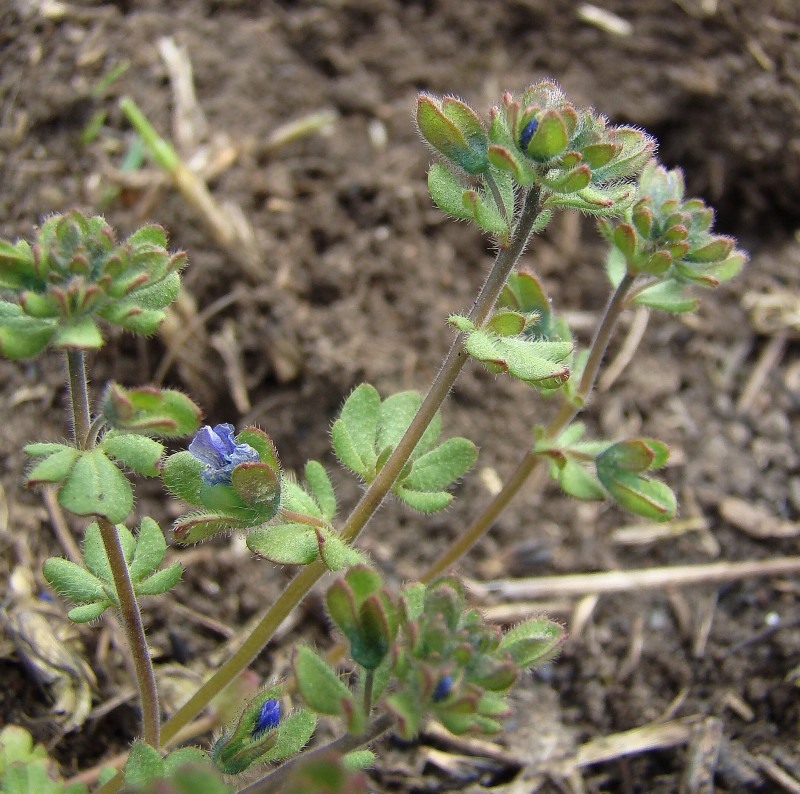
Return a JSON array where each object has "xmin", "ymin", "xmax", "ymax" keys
[
  {"xmin": 188, "ymin": 423, "xmax": 259, "ymax": 486},
  {"xmin": 519, "ymin": 118, "xmax": 539, "ymax": 150},
  {"xmin": 252, "ymin": 698, "xmax": 281, "ymax": 737},
  {"xmin": 432, "ymin": 674, "xmax": 454, "ymax": 703}
]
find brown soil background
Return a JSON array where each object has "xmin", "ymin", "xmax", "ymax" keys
[{"xmin": 1, "ymin": 0, "xmax": 799, "ymax": 791}]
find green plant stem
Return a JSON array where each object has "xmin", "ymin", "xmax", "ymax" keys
[
  {"xmin": 240, "ymin": 713, "xmax": 395, "ymax": 794},
  {"xmin": 150, "ymin": 187, "xmax": 544, "ymax": 751},
  {"xmin": 66, "ymin": 350, "xmax": 91, "ymax": 449},
  {"xmin": 97, "ymin": 516, "xmax": 160, "ymax": 748},
  {"xmin": 362, "ymin": 669, "xmax": 375, "ymax": 718},
  {"xmin": 421, "ymin": 272, "xmax": 637, "ymax": 582}
]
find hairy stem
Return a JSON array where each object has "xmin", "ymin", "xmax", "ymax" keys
[
  {"xmin": 422, "ymin": 272, "xmax": 637, "ymax": 582},
  {"xmin": 65, "ymin": 350, "xmax": 91, "ymax": 449},
  {"xmin": 240, "ymin": 713, "xmax": 395, "ymax": 794},
  {"xmin": 154, "ymin": 187, "xmax": 544, "ymax": 748},
  {"xmin": 362, "ymin": 669, "xmax": 375, "ymax": 718},
  {"xmin": 97, "ymin": 516, "xmax": 160, "ymax": 747}
]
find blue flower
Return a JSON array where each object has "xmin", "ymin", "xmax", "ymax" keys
[
  {"xmin": 188, "ymin": 423, "xmax": 259, "ymax": 486},
  {"xmin": 252, "ymin": 698, "xmax": 281, "ymax": 737},
  {"xmin": 432, "ymin": 674, "xmax": 454, "ymax": 703},
  {"xmin": 519, "ymin": 118, "xmax": 539, "ymax": 151}
]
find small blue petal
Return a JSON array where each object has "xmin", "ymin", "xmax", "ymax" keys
[
  {"xmin": 253, "ymin": 698, "xmax": 281, "ymax": 736},
  {"xmin": 519, "ymin": 118, "xmax": 539, "ymax": 151},
  {"xmin": 432, "ymin": 675, "xmax": 454, "ymax": 703},
  {"xmin": 189, "ymin": 423, "xmax": 260, "ymax": 486}
]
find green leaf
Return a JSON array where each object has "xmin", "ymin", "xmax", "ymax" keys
[
  {"xmin": 0, "ymin": 239, "xmax": 35, "ymax": 289},
  {"xmin": 67, "ymin": 602, "xmax": 109, "ymax": 623},
  {"xmin": 57, "ymin": 450, "xmax": 133, "ymax": 523},
  {"xmin": 128, "ymin": 517, "xmax": 167, "ymax": 581},
  {"xmin": 317, "ymin": 530, "xmax": 367, "ymax": 571},
  {"xmin": 230, "ymin": 463, "xmax": 281, "ymax": 515},
  {"xmin": 101, "ymin": 431, "xmax": 164, "ymax": 477},
  {"xmin": 427, "ymin": 163, "xmax": 472, "ymax": 220},
  {"xmin": 525, "ymin": 109, "xmax": 568, "ymax": 161},
  {"xmin": 162, "ymin": 747, "xmax": 209, "ymax": 777},
  {"xmin": 332, "ymin": 384, "xmax": 380, "ymax": 478},
  {"xmin": 25, "ymin": 446, "xmax": 79, "ymax": 486},
  {"xmin": 173, "ymin": 513, "xmax": 246, "ymax": 544},
  {"xmin": 162, "ymin": 451, "xmax": 205, "ymax": 505},
  {"xmin": 598, "ymin": 439, "xmax": 658, "ymax": 472},
  {"xmin": 305, "ymin": 461, "xmax": 336, "ymax": 522},
  {"xmin": 24, "ymin": 442, "xmax": 72, "ymax": 457},
  {"xmin": 258, "ymin": 709, "xmax": 317, "ymax": 764},
  {"xmin": 464, "ymin": 330, "xmax": 572, "ymax": 388},
  {"xmin": 393, "ymin": 487, "xmax": 452, "ymax": 513},
  {"xmin": 377, "ymin": 391, "xmax": 421, "ymax": 453},
  {"xmin": 235, "ymin": 427, "xmax": 281, "ymax": 472},
  {"xmin": 403, "ymin": 437, "xmax": 477, "ymax": 492},
  {"xmin": 633, "ymin": 280, "xmax": 699, "ymax": 314},
  {"xmin": 246, "ymin": 524, "xmax": 319, "ymax": 565},
  {"xmin": 342, "ymin": 750, "xmax": 375, "ymax": 770},
  {"xmin": 82, "ymin": 522, "xmax": 112, "ymax": 581},
  {"xmin": 487, "ymin": 144, "xmax": 536, "ymax": 185},
  {"xmin": 462, "ymin": 189, "xmax": 508, "ymax": 236},
  {"xmin": 102, "ymin": 384, "xmax": 202, "ymax": 438},
  {"xmin": 281, "ymin": 477, "xmax": 323, "ymax": 518},
  {"xmin": 488, "ymin": 310, "xmax": 526, "ymax": 337},
  {"xmin": 541, "ymin": 164, "xmax": 591, "ymax": 194},
  {"xmin": 42, "ymin": 557, "xmax": 106, "ymax": 604},
  {"xmin": 0, "ymin": 303, "xmax": 56, "ymax": 359},
  {"xmin": 599, "ymin": 470, "xmax": 677, "ymax": 521},
  {"xmin": 326, "ymin": 579, "xmax": 359, "ymax": 639},
  {"xmin": 124, "ymin": 741, "xmax": 165, "ymax": 787},
  {"xmin": 558, "ymin": 459, "xmax": 607, "ymax": 500},
  {"xmin": 294, "ymin": 646, "xmax": 355, "ymax": 716},
  {"xmin": 416, "ymin": 95, "xmax": 487, "ymax": 174},
  {"xmin": 499, "ymin": 617, "xmax": 565, "ymax": 666},
  {"xmin": 197, "ymin": 483, "xmax": 255, "ymax": 519},
  {"xmin": 135, "ymin": 563, "xmax": 182, "ymax": 596},
  {"xmin": 51, "ymin": 316, "xmax": 104, "ymax": 350}
]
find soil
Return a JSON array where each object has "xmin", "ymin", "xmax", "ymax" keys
[{"xmin": 1, "ymin": 0, "xmax": 799, "ymax": 791}]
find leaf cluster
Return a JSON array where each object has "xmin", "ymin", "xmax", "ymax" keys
[
  {"xmin": 535, "ymin": 424, "xmax": 677, "ymax": 521},
  {"xmin": 602, "ymin": 160, "xmax": 748, "ymax": 313},
  {"xmin": 163, "ymin": 426, "xmax": 283, "ymax": 544},
  {"xmin": 0, "ymin": 212, "xmax": 185, "ymax": 359},
  {"xmin": 246, "ymin": 460, "xmax": 365, "ymax": 572},
  {"xmin": 43, "ymin": 517, "xmax": 182, "ymax": 622},
  {"xmin": 293, "ymin": 568, "xmax": 565, "ymax": 740},
  {"xmin": 417, "ymin": 82, "xmax": 656, "ymax": 241},
  {"xmin": 331, "ymin": 384, "xmax": 477, "ymax": 513},
  {"xmin": 211, "ymin": 685, "xmax": 316, "ymax": 776}
]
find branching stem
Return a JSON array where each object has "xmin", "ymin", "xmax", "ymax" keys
[
  {"xmin": 152, "ymin": 186, "xmax": 544, "ymax": 750},
  {"xmin": 421, "ymin": 272, "xmax": 637, "ymax": 582}
]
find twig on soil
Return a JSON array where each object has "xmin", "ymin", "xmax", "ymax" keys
[
  {"xmin": 257, "ymin": 109, "xmax": 339, "ymax": 157},
  {"xmin": 153, "ymin": 287, "xmax": 241, "ymax": 386},
  {"xmin": 41, "ymin": 486, "xmax": 83, "ymax": 564},
  {"xmin": 736, "ymin": 328, "xmax": 789, "ymax": 413},
  {"xmin": 680, "ymin": 717, "xmax": 723, "ymax": 794},
  {"xmin": 469, "ymin": 557, "xmax": 800, "ymax": 600},
  {"xmin": 531, "ymin": 715, "xmax": 702, "ymax": 784},
  {"xmin": 157, "ymin": 37, "xmax": 208, "ymax": 153},
  {"xmin": 119, "ymin": 96, "xmax": 266, "ymax": 282},
  {"xmin": 610, "ymin": 515, "xmax": 709, "ymax": 546},
  {"xmin": 210, "ymin": 319, "xmax": 251, "ymax": 413},
  {"xmin": 756, "ymin": 755, "xmax": 800, "ymax": 794}
]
